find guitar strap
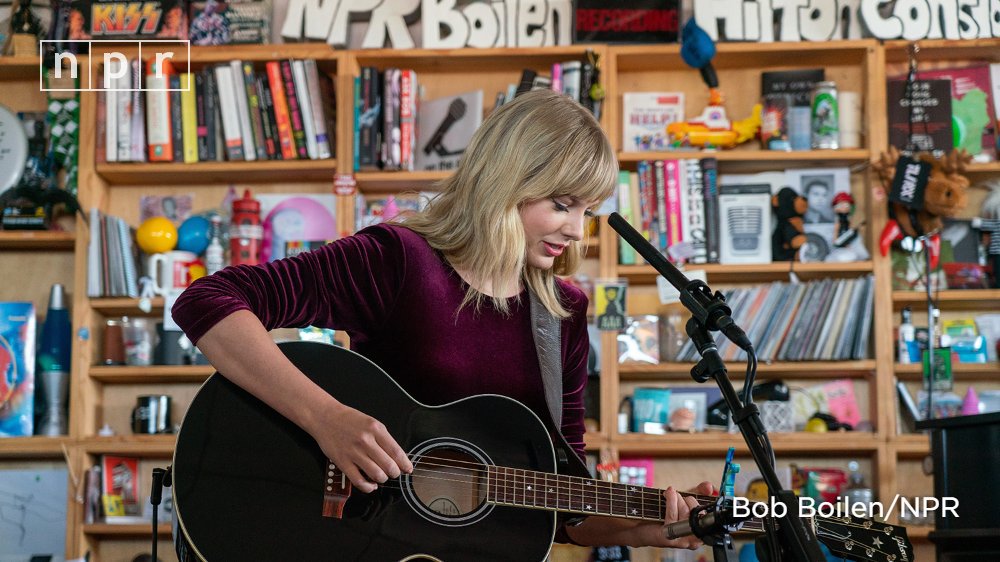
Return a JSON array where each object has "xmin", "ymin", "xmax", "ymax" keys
[{"xmin": 528, "ymin": 288, "xmax": 563, "ymax": 429}]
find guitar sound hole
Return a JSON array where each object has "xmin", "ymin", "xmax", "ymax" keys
[{"xmin": 411, "ymin": 448, "xmax": 487, "ymax": 518}]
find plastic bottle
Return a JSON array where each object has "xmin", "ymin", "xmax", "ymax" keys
[
  {"xmin": 36, "ymin": 284, "xmax": 71, "ymax": 435},
  {"xmin": 898, "ymin": 307, "xmax": 915, "ymax": 364},
  {"xmin": 205, "ymin": 215, "xmax": 225, "ymax": 275},
  {"xmin": 230, "ymin": 189, "xmax": 261, "ymax": 266},
  {"xmin": 844, "ymin": 460, "xmax": 873, "ymax": 517}
]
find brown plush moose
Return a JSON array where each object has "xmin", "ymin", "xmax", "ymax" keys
[
  {"xmin": 873, "ymin": 146, "xmax": 972, "ymax": 268},
  {"xmin": 772, "ymin": 186, "xmax": 809, "ymax": 261}
]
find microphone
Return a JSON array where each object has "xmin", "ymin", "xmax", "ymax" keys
[
  {"xmin": 423, "ymin": 98, "xmax": 467, "ymax": 156},
  {"xmin": 607, "ymin": 212, "xmax": 752, "ymax": 351},
  {"xmin": 663, "ymin": 501, "xmax": 747, "ymax": 541}
]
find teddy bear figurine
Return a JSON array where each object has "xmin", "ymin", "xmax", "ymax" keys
[
  {"xmin": 772, "ymin": 186, "xmax": 808, "ymax": 261},
  {"xmin": 874, "ymin": 146, "xmax": 972, "ymax": 268}
]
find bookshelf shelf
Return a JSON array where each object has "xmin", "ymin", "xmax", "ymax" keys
[
  {"xmin": 355, "ymin": 170, "xmax": 450, "ymax": 192},
  {"xmin": 89, "ymin": 297, "xmax": 165, "ymax": 317},
  {"xmin": 89, "ymin": 365, "xmax": 215, "ymax": 384},
  {"xmin": 96, "ymin": 159, "xmax": 337, "ymax": 184},
  {"xmin": 619, "ymin": 360, "xmax": 877, "ymax": 381},
  {"xmin": 80, "ymin": 435, "xmax": 176, "ymax": 457},
  {"xmin": 617, "ymin": 149, "xmax": 871, "ymax": 168},
  {"xmin": 83, "ymin": 523, "xmax": 171, "ymax": 537},
  {"xmin": 617, "ymin": 261, "xmax": 874, "ymax": 284},
  {"xmin": 0, "ymin": 230, "xmax": 75, "ymax": 250},
  {"xmin": 614, "ymin": 431, "xmax": 878, "ymax": 456},
  {"xmin": 0, "ymin": 55, "xmax": 43, "ymax": 79},
  {"xmin": 0, "ymin": 436, "xmax": 71, "ymax": 459},
  {"xmin": 884, "ymin": 39, "xmax": 1000, "ymax": 63},
  {"xmin": 893, "ymin": 433, "xmax": 931, "ymax": 458},
  {"xmin": 892, "ymin": 289, "xmax": 1000, "ymax": 310},
  {"xmin": 966, "ymin": 162, "xmax": 1000, "ymax": 173},
  {"xmin": 895, "ymin": 362, "xmax": 999, "ymax": 381}
]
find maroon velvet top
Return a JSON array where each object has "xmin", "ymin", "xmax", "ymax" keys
[{"xmin": 171, "ymin": 223, "xmax": 590, "ymax": 460}]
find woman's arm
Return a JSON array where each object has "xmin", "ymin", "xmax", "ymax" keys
[{"xmin": 193, "ymin": 310, "xmax": 412, "ymax": 492}]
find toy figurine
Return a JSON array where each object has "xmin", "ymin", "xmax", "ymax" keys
[
  {"xmin": 772, "ymin": 187, "xmax": 808, "ymax": 261},
  {"xmin": 874, "ymin": 146, "xmax": 972, "ymax": 268},
  {"xmin": 670, "ymin": 20, "xmax": 761, "ymax": 149},
  {"xmin": 827, "ymin": 191, "xmax": 870, "ymax": 262}
]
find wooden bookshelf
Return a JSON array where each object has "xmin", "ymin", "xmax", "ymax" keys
[
  {"xmin": 89, "ymin": 297, "xmax": 165, "ymax": 316},
  {"xmin": 0, "ymin": 436, "xmax": 72, "ymax": 459},
  {"xmin": 617, "ymin": 149, "xmax": 871, "ymax": 168},
  {"xmin": 80, "ymin": 435, "xmax": 176, "ymax": 456},
  {"xmin": 614, "ymin": 431, "xmax": 879, "ymax": 456},
  {"xmin": 355, "ymin": 170, "xmax": 451, "ymax": 192},
  {"xmin": 83, "ymin": 523, "xmax": 172, "ymax": 537},
  {"xmin": 0, "ymin": 230, "xmax": 76, "ymax": 250},
  {"xmin": 893, "ymin": 433, "xmax": 931, "ymax": 458},
  {"xmin": 96, "ymin": 159, "xmax": 336, "ymax": 184},
  {"xmin": 618, "ymin": 360, "xmax": 878, "ymax": 380},
  {"xmin": 617, "ymin": 261, "xmax": 874, "ymax": 284},
  {"xmin": 89, "ymin": 365, "xmax": 216, "ymax": 383},
  {"xmin": 895, "ymin": 362, "xmax": 999, "ymax": 381},
  {"xmin": 892, "ymin": 289, "xmax": 1000, "ymax": 310}
]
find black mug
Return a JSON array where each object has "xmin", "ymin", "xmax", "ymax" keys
[{"xmin": 132, "ymin": 395, "xmax": 172, "ymax": 434}]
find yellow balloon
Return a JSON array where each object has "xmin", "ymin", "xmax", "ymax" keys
[{"xmin": 137, "ymin": 217, "xmax": 178, "ymax": 254}]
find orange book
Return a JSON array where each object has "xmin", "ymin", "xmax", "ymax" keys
[
  {"xmin": 145, "ymin": 58, "xmax": 175, "ymax": 162},
  {"xmin": 266, "ymin": 61, "xmax": 296, "ymax": 160}
]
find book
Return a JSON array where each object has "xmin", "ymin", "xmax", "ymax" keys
[
  {"xmin": 761, "ymin": 68, "xmax": 824, "ymax": 107},
  {"xmin": 886, "ymin": 78, "xmax": 953, "ymax": 155},
  {"xmin": 416, "ymin": 90, "xmax": 483, "ymax": 171},
  {"xmin": 0, "ymin": 302, "xmax": 35, "ymax": 437},
  {"xmin": 292, "ymin": 60, "xmax": 318, "ymax": 159},
  {"xmin": 189, "ymin": 0, "xmax": 271, "ymax": 45},
  {"xmin": 145, "ymin": 58, "xmax": 174, "ymax": 162},
  {"xmin": 214, "ymin": 64, "xmax": 245, "ymax": 160},
  {"xmin": 622, "ymin": 92, "xmax": 684, "ymax": 152},
  {"xmin": 915, "ymin": 64, "xmax": 998, "ymax": 161},
  {"xmin": 101, "ymin": 455, "xmax": 142, "ymax": 521}
]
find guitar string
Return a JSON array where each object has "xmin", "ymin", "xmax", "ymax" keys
[
  {"xmin": 334, "ymin": 469, "xmax": 897, "ymax": 540},
  {"xmin": 369, "ymin": 458, "xmax": 909, "ymax": 535},
  {"xmin": 336, "ymin": 473, "xmax": 900, "ymax": 550}
]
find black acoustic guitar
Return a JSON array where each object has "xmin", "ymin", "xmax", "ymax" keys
[{"xmin": 173, "ymin": 341, "xmax": 912, "ymax": 561}]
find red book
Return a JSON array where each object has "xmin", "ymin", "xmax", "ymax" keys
[{"xmin": 266, "ymin": 61, "xmax": 296, "ymax": 160}]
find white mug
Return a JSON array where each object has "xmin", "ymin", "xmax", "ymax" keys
[{"xmin": 148, "ymin": 250, "xmax": 203, "ymax": 295}]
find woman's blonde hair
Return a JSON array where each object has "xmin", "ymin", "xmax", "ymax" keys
[{"xmin": 403, "ymin": 89, "xmax": 617, "ymax": 318}]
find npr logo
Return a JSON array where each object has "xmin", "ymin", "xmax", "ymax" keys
[{"xmin": 40, "ymin": 39, "xmax": 190, "ymax": 92}]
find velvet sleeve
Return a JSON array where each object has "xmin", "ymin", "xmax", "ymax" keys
[
  {"xmin": 171, "ymin": 224, "xmax": 407, "ymax": 345},
  {"xmin": 558, "ymin": 282, "xmax": 591, "ymax": 463}
]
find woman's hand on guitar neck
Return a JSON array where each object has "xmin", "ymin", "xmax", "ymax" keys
[
  {"xmin": 308, "ymin": 401, "xmax": 414, "ymax": 493},
  {"xmin": 642, "ymin": 481, "xmax": 717, "ymax": 550}
]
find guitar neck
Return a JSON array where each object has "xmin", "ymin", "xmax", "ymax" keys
[{"xmin": 485, "ymin": 466, "xmax": 766, "ymax": 533}]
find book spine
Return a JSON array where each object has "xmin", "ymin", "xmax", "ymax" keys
[
  {"xmin": 579, "ymin": 61, "xmax": 595, "ymax": 114},
  {"xmin": 195, "ymin": 72, "xmax": 209, "ymax": 161},
  {"xmin": 105, "ymin": 74, "xmax": 118, "ymax": 163},
  {"xmin": 281, "ymin": 60, "xmax": 308, "ymax": 159},
  {"xmin": 292, "ymin": 60, "xmax": 318, "ymax": 159},
  {"xmin": 203, "ymin": 68, "xmax": 218, "ymax": 161},
  {"xmin": 551, "ymin": 62, "xmax": 562, "ymax": 93},
  {"xmin": 560, "ymin": 60, "xmax": 582, "ymax": 103},
  {"xmin": 266, "ymin": 61, "xmax": 296, "ymax": 160},
  {"xmin": 144, "ymin": 59, "xmax": 173, "ymax": 162},
  {"xmin": 400, "ymin": 69, "xmax": 416, "ymax": 171},
  {"xmin": 213, "ymin": 64, "xmax": 245, "ymax": 161},
  {"xmin": 169, "ymin": 75, "xmax": 184, "ymax": 162},
  {"xmin": 115, "ymin": 60, "xmax": 131, "ymax": 161},
  {"xmin": 95, "ymin": 91, "xmax": 107, "ymax": 164},
  {"xmin": 617, "ymin": 170, "xmax": 636, "ymax": 265},
  {"xmin": 242, "ymin": 62, "xmax": 268, "ymax": 160},
  {"xmin": 180, "ymin": 73, "xmax": 199, "ymax": 163},
  {"xmin": 653, "ymin": 160, "xmax": 669, "ymax": 252},
  {"xmin": 685, "ymin": 159, "xmax": 707, "ymax": 264},
  {"xmin": 700, "ymin": 157, "xmax": 720, "ymax": 263},
  {"xmin": 353, "ymin": 74, "xmax": 361, "ymax": 171},
  {"xmin": 129, "ymin": 58, "xmax": 146, "ymax": 162},
  {"xmin": 255, "ymin": 76, "xmax": 277, "ymax": 159},
  {"xmin": 229, "ymin": 60, "xmax": 256, "ymax": 161},
  {"xmin": 304, "ymin": 59, "xmax": 332, "ymax": 159},
  {"xmin": 665, "ymin": 159, "xmax": 683, "ymax": 254}
]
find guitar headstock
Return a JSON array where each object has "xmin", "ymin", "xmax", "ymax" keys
[{"xmin": 816, "ymin": 514, "xmax": 913, "ymax": 562}]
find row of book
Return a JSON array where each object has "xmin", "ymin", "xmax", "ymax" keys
[
  {"xmin": 617, "ymin": 158, "xmax": 724, "ymax": 265},
  {"xmin": 352, "ymin": 60, "xmax": 601, "ymax": 172},
  {"xmin": 86, "ymin": 208, "xmax": 140, "ymax": 298},
  {"xmin": 98, "ymin": 57, "xmax": 335, "ymax": 164},
  {"xmin": 674, "ymin": 275, "xmax": 875, "ymax": 363}
]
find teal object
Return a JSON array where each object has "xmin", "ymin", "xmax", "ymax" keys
[{"xmin": 177, "ymin": 215, "xmax": 212, "ymax": 255}]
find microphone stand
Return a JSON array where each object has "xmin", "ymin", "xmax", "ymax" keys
[{"xmin": 608, "ymin": 213, "xmax": 824, "ymax": 562}]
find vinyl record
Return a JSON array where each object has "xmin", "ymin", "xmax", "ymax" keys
[{"xmin": 0, "ymin": 105, "xmax": 29, "ymax": 194}]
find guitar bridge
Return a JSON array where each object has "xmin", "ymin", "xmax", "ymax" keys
[{"xmin": 322, "ymin": 460, "xmax": 351, "ymax": 519}]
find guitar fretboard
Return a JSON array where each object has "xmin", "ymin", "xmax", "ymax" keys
[{"xmin": 486, "ymin": 466, "xmax": 668, "ymax": 520}]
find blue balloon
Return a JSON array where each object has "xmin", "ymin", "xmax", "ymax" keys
[{"xmin": 176, "ymin": 215, "xmax": 211, "ymax": 255}]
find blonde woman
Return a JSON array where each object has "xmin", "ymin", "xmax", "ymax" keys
[{"xmin": 172, "ymin": 89, "xmax": 713, "ymax": 550}]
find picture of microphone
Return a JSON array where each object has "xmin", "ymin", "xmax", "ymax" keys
[{"xmin": 423, "ymin": 98, "xmax": 467, "ymax": 157}]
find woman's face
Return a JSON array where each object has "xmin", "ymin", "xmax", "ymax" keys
[{"xmin": 519, "ymin": 196, "xmax": 597, "ymax": 270}]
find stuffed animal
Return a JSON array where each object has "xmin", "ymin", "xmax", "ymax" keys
[
  {"xmin": 772, "ymin": 186, "xmax": 808, "ymax": 261},
  {"xmin": 874, "ymin": 146, "xmax": 972, "ymax": 268}
]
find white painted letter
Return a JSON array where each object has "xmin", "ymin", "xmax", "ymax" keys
[{"xmin": 363, "ymin": 0, "xmax": 419, "ymax": 49}]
